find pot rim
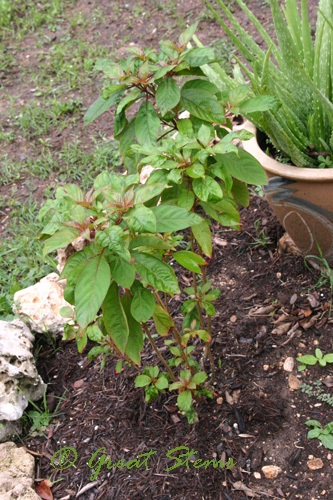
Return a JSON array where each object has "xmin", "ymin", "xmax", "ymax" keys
[{"xmin": 241, "ymin": 120, "xmax": 333, "ymax": 182}]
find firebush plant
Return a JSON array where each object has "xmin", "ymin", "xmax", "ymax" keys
[{"xmin": 39, "ymin": 25, "xmax": 271, "ymax": 423}]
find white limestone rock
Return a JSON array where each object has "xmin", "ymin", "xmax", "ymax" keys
[
  {"xmin": 0, "ymin": 320, "xmax": 46, "ymax": 441},
  {"xmin": 0, "ymin": 441, "xmax": 40, "ymax": 499},
  {"xmin": 13, "ymin": 273, "xmax": 72, "ymax": 336}
]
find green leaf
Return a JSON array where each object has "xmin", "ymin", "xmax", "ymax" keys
[
  {"xmin": 323, "ymin": 353, "xmax": 333, "ymax": 363},
  {"xmin": 184, "ymin": 47, "xmax": 216, "ymax": 67},
  {"xmin": 231, "ymin": 179, "xmax": 250, "ymax": 208},
  {"xmin": 150, "ymin": 205, "xmax": 202, "ymax": 232},
  {"xmin": 86, "ymin": 324, "xmax": 103, "ymax": 342},
  {"xmin": 130, "ymin": 280, "xmax": 156, "ymax": 322},
  {"xmin": 307, "ymin": 428, "xmax": 321, "ymax": 439},
  {"xmin": 117, "ymin": 87, "xmax": 142, "ymax": 114},
  {"xmin": 181, "ymin": 299, "xmax": 197, "ymax": 315},
  {"xmin": 318, "ymin": 359, "xmax": 327, "ymax": 367},
  {"xmin": 197, "ymin": 329, "xmax": 211, "ymax": 342},
  {"xmin": 173, "ymin": 251, "xmax": 207, "ymax": 274},
  {"xmin": 305, "ymin": 420, "xmax": 321, "ymax": 427},
  {"xmin": 84, "ymin": 89, "xmax": 126, "ymax": 125},
  {"xmin": 193, "ymin": 177, "xmax": 223, "ymax": 203},
  {"xmin": 177, "ymin": 190, "xmax": 195, "ymax": 211},
  {"xmin": 155, "ymin": 376, "xmax": 169, "ymax": 390},
  {"xmin": 133, "ymin": 182, "xmax": 167, "ymax": 204},
  {"xmin": 182, "ymin": 78, "xmax": 220, "ymax": 94},
  {"xmin": 221, "ymin": 149, "xmax": 268, "ymax": 185},
  {"xmin": 121, "ymin": 294, "xmax": 143, "ymax": 364},
  {"xmin": 135, "ymin": 375, "xmax": 152, "ymax": 387},
  {"xmin": 169, "ymin": 381, "xmax": 183, "ymax": 391},
  {"xmin": 319, "ymin": 434, "xmax": 333, "ymax": 450},
  {"xmin": 186, "ymin": 163, "xmax": 205, "ymax": 178},
  {"xmin": 60, "ymin": 247, "xmax": 96, "ymax": 279},
  {"xmin": 103, "ymin": 281, "xmax": 129, "ymax": 353},
  {"xmin": 135, "ymin": 101, "xmax": 160, "ymax": 145},
  {"xmin": 198, "ymin": 123, "xmax": 212, "ymax": 145},
  {"xmin": 109, "ymin": 257, "xmax": 135, "ymax": 289},
  {"xmin": 115, "ymin": 359, "xmax": 123, "ymax": 373},
  {"xmin": 315, "ymin": 348, "xmax": 323, "ymax": 359},
  {"xmin": 129, "ymin": 235, "xmax": 174, "ymax": 251},
  {"xmin": 179, "ymin": 22, "xmax": 198, "ymax": 46},
  {"xmin": 43, "ymin": 228, "xmax": 80, "ymax": 258},
  {"xmin": 192, "ymin": 371, "xmax": 207, "ymax": 385},
  {"xmin": 96, "ymin": 225, "xmax": 131, "ymax": 262},
  {"xmin": 228, "ymin": 84, "xmax": 249, "ymax": 106},
  {"xmin": 203, "ymin": 301, "xmax": 215, "ymax": 316},
  {"xmin": 191, "ymin": 220, "xmax": 212, "ymax": 258},
  {"xmin": 76, "ymin": 329, "xmax": 88, "ymax": 353},
  {"xmin": 132, "ymin": 252, "xmax": 180, "ymax": 295},
  {"xmin": 156, "ymin": 78, "xmax": 180, "ymax": 116},
  {"xmin": 59, "ymin": 306, "xmax": 73, "ymax": 318},
  {"xmin": 296, "ymin": 355, "xmax": 318, "ymax": 365},
  {"xmin": 177, "ymin": 390, "xmax": 192, "ymax": 412},
  {"xmin": 123, "ymin": 206, "xmax": 156, "ymax": 233},
  {"xmin": 153, "ymin": 304, "xmax": 174, "ymax": 336},
  {"xmin": 180, "ymin": 88, "xmax": 225, "ymax": 124},
  {"xmin": 75, "ymin": 254, "xmax": 111, "ymax": 328},
  {"xmin": 238, "ymin": 96, "xmax": 279, "ymax": 113}
]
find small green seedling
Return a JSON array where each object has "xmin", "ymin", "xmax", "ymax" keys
[
  {"xmin": 305, "ymin": 420, "xmax": 333, "ymax": 450},
  {"xmin": 297, "ymin": 349, "xmax": 333, "ymax": 371}
]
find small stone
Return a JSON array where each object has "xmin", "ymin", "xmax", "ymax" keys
[
  {"xmin": 230, "ymin": 315, "xmax": 237, "ymax": 323},
  {"xmin": 307, "ymin": 458, "xmax": 324, "ymax": 470},
  {"xmin": 253, "ymin": 472, "xmax": 261, "ymax": 479},
  {"xmin": 263, "ymin": 364, "xmax": 269, "ymax": 371},
  {"xmin": 262, "ymin": 465, "xmax": 282, "ymax": 479},
  {"xmin": 327, "ymin": 454, "xmax": 332, "ymax": 460},
  {"xmin": 13, "ymin": 273, "xmax": 73, "ymax": 337},
  {"xmin": 276, "ymin": 272, "xmax": 281, "ymax": 279},
  {"xmin": 217, "ymin": 397, "xmax": 223, "ymax": 405},
  {"xmin": 283, "ymin": 357, "xmax": 295, "ymax": 372},
  {"xmin": 288, "ymin": 374, "xmax": 300, "ymax": 390}
]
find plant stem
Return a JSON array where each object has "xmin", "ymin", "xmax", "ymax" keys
[
  {"xmin": 142, "ymin": 323, "xmax": 177, "ymax": 382},
  {"xmin": 191, "ymin": 230, "xmax": 216, "ymax": 384}
]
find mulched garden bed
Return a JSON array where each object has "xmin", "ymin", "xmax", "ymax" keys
[{"xmin": 23, "ymin": 195, "xmax": 333, "ymax": 500}]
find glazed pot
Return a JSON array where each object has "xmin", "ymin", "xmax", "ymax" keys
[{"xmin": 241, "ymin": 120, "xmax": 333, "ymax": 266}]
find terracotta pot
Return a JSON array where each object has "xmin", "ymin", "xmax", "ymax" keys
[{"xmin": 241, "ymin": 120, "xmax": 333, "ymax": 265}]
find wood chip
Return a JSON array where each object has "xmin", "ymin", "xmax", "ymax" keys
[
  {"xmin": 73, "ymin": 379, "xmax": 84, "ymax": 389},
  {"xmin": 249, "ymin": 305, "xmax": 276, "ymax": 317},
  {"xmin": 323, "ymin": 376, "xmax": 333, "ymax": 388},
  {"xmin": 271, "ymin": 323, "xmax": 292, "ymax": 335},
  {"xmin": 233, "ymin": 481, "xmax": 260, "ymax": 497},
  {"xmin": 307, "ymin": 458, "xmax": 324, "ymax": 470},
  {"xmin": 290, "ymin": 294, "xmax": 297, "ymax": 305},
  {"xmin": 262, "ymin": 465, "xmax": 282, "ymax": 479}
]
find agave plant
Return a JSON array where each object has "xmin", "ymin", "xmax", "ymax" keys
[{"xmin": 200, "ymin": 0, "xmax": 333, "ymax": 168}]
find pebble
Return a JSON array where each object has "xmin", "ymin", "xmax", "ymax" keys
[
  {"xmin": 283, "ymin": 357, "xmax": 295, "ymax": 372},
  {"xmin": 262, "ymin": 465, "xmax": 282, "ymax": 479},
  {"xmin": 230, "ymin": 315, "xmax": 237, "ymax": 323},
  {"xmin": 307, "ymin": 458, "xmax": 324, "ymax": 470},
  {"xmin": 217, "ymin": 397, "xmax": 223, "ymax": 405},
  {"xmin": 253, "ymin": 472, "xmax": 261, "ymax": 479}
]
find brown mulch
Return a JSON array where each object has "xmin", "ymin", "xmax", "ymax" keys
[{"xmin": 24, "ymin": 196, "xmax": 333, "ymax": 500}]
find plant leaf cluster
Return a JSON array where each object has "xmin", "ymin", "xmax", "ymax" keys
[
  {"xmin": 40, "ymin": 26, "xmax": 271, "ymax": 422},
  {"xmin": 201, "ymin": 0, "xmax": 333, "ymax": 167}
]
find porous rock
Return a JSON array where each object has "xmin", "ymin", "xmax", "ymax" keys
[
  {"xmin": 13, "ymin": 273, "xmax": 72, "ymax": 336},
  {"xmin": 261, "ymin": 465, "xmax": 282, "ymax": 479},
  {"xmin": 0, "ymin": 441, "xmax": 40, "ymax": 499},
  {"xmin": 0, "ymin": 320, "xmax": 46, "ymax": 442}
]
